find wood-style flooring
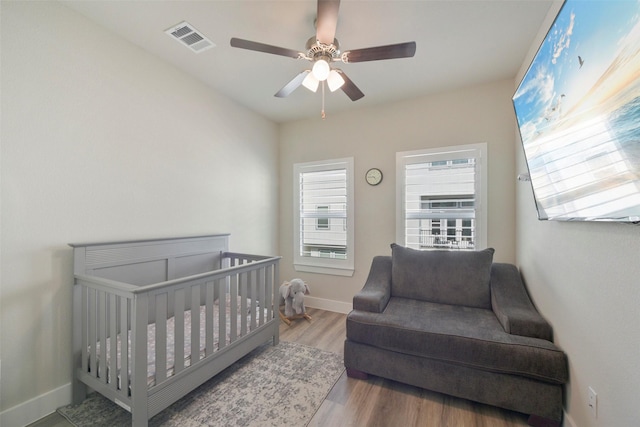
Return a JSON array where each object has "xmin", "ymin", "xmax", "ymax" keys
[
  {"xmin": 286, "ymin": 309, "xmax": 529, "ymax": 427},
  {"xmin": 29, "ymin": 308, "xmax": 529, "ymax": 427}
]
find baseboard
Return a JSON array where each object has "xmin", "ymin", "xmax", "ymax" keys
[
  {"xmin": 305, "ymin": 296, "xmax": 352, "ymax": 314},
  {"xmin": 1, "ymin": 382, "xmax": 72, "ymax": 427},
  {"xmin": 563, "ymin": 410, "xmax": 577, "ymax": 427}
]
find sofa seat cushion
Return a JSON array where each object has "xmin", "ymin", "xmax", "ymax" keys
[{"xmin": 346, "ymin": 297, "xmax": 568, "ymax": 384}]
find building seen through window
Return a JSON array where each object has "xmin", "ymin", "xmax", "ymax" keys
[{"xmin": 398, "ymin": 144, "xmax": 486, "ymax": 251}]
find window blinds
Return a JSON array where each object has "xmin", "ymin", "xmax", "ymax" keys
[{"xmin": 299, "ymin": 168, "xmax": 348, "ymax": 258}]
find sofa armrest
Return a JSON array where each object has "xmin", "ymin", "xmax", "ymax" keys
[
  {"xmin": 353, "ymin": 256, "xmax": 392, "ymax": 313},
  {"xmin": 491, "ymin": 263, "xmax": 553, "ymax": 340}
]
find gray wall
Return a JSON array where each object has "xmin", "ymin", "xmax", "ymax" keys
[
  {"xmin": 279, "ymin": 79, "xmax": 518, "ymax": 311},
  {"xmin": 515, "ymin": 2, "xmax": 640, "ymax": 426},
  {"xmin": 0, "ymin": 2, "xmax": 278, "ymax": 423}
]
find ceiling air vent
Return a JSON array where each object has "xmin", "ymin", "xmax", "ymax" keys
[{"xmin": 165, "ymin": 21, "xmax": 215, "ymax": 53}]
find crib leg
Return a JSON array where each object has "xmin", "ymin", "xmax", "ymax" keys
[
  {"xmin": 71, "ymin": 379, "xmax": 87, "ymax": 404},
  {"xmin": 132, "ymin": 410, "xmax": 149, "ymax": 427},
  {"xmin": 72, "ymin": 285, "xmax": 87, "ymax": 404},
  {"xmin": 273, "ymin": 321, "xmax": 280, "ymax": 346}
]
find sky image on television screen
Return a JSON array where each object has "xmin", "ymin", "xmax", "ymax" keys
[{"xmin": 513, "ymin": 0, "xmax": 640, "ymax": 221}]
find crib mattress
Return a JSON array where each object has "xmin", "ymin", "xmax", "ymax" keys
[{"xmin": 92, "ymin": 295, "xmax": 264, "ymax": 388}]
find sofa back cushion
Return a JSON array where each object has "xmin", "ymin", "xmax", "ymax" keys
[{"xmin": 390, "ymin": 244, "xmax": 495, "ymax": 309}]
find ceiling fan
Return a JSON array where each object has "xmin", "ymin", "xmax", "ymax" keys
[{"xmin": 230, "ymin": 0, "xmax": 416, "ymax": 108}]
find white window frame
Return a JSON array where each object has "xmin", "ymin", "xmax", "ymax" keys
[
  {"xmin": 293, "ymin": 157, "xmax": 355, "ymax": 276},
  {"xmin": 396, "ymin": 143, "xmax": 488, "ymax": 250}
]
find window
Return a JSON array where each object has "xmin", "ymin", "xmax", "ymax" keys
[
  {"xmin": 396, "ymin": 144, "xmax": 487, "ymax": 251},
  {"xmin": 293, "ymin": 158, "xmax": 354, "ymax": 276}
]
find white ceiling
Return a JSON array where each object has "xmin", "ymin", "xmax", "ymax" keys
[{"xmin": 62, "ymin": 0, "xmax": 553, "ymax": 123}]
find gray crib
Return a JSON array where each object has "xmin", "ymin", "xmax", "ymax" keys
[{"xmin": 70, "ymin": 234, "xmax": 280, "ymax": 426}]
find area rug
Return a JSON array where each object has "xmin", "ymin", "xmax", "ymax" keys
[{"xmin": 58, "ymin": 341, "xmax": 345, "ymax": 426}]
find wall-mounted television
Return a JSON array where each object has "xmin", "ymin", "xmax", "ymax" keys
[{"xmin": 513, "ymin": 0, "xmax": 640, "ymax": 223}]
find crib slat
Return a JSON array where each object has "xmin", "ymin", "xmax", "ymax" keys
[
  {"xmin": 119, "ymin": 296, "xmax": 129, "ymax": 392},
  {"xmin": 174, "ymin": 289, "xmax": 185, "ymax": 374},
  {"xmin": 109, "ymin": 294, "xmax": 118, "ymax": 390},
  {"xmin": 266, "ymin": 264, "xmax": 273, "ymax": 321},
  {"xmin": 218, "ymin": 279, "xmax": 226, "ymax": 350},
  {"xmin": 258, "ymin": 267, "xmax": 265, "ymax": 326},
  {"xmin": 263, "ymin": 266, "xmax": 270, "ymax": 324},
  {"xmin": 191, "ymin": 285, "xmax": 200, "ymax": 365},
  {"xmin": 155, "ymin": 293, "xmax": 167, "ymax": 384},
  {"xmin": 81, "ymin": 286, "xmax": 89, "ymax": 375},
  {"xmin": 205, "ymin": 282, "xmax": 214, "ymax": 357},
  {"xmin": 240, "ymin": 272, "xmax": 247, "ymax": 336},
  {"xmin": 98, "ymin": 291, "xmax": 108, "ymax": 384},
  {"xmin": 230, "ymin": 274, "xmax": 238, "ymax": 342},
  {"xmin": 250, "ymin": 270, "xmax": 257, "ymax": 330},
  {"xmin": 88, "ymin": 289, "xmax": 97, "ymax": 379}
]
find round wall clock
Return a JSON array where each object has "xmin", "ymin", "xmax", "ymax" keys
[{"xmin": 365, "ymin": 168, "xmax": 383, "ymax": 186}]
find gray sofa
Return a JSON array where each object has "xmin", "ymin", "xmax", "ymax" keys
[{"xmin": 344, "ymin": 244, "xmax": 568, "ymax": 427}]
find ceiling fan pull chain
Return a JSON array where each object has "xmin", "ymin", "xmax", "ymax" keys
[{"xmin": 321, "ymin": 81, "xmax": 326, "ymax": 120}]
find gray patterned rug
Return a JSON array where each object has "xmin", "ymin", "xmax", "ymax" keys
[{"xmin": 58, "ymin": 341, "xmax": 344, "ymax": 426}]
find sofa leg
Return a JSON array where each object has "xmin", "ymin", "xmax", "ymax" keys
[
  {"xmin": 346, "ymin": 368, "xmax": 369, "ymax": 380},
  {"xmin": 528, "ymin": 414, "xmax": 561, "ymax": 427}
]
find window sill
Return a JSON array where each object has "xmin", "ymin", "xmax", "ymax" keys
[{"xmin": 294, "ymin": 263, "xmax": 354, "ymax": 277}]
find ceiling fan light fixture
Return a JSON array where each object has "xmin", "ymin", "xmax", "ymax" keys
[
  {"xmin": 311, "ymin": 58, "xmax": 331, "ymax": 81},
  {"xmin": 302, "ymin": 72, "xmax": 320, "ymax": 92},
  {"xmin": 327, "ymin": 70, "xmax": 345, "ymax": 92},
  {"xmin": 230, "ymin": 0, "xmax": 417, "ymax": 111}
]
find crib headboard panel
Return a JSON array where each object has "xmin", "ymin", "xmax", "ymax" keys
[{"xmin": 69, "ymin": 234, "xmax": 230, "ymax": 286}]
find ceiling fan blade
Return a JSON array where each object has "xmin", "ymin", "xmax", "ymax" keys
[
  {"xmin": 275, "ymin": 71, "xmax": 310, "ymax": 98},
  {"xmin": 335, "ymin": 70, "xmax": 364, "ymax": 101},
  {"xmin": 316, "ymin": 0, "xmax": 340, "ymax": 45},
  {"xmin": 343, "ymin": 41, "xmax": 416, "ymax": 63},
  {"xmin": 230, "ymin": 38, "xmax": 302, "ymax": 59}
]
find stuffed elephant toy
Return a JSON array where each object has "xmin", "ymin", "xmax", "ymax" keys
[{"xmin": 279, "ymin": 279, "xmax": 310, "ymax": 317}]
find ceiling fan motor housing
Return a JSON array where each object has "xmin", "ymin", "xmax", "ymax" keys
[{"xmin": 306, "ymin": 36, "xmax": 340, "ymax": 61}]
